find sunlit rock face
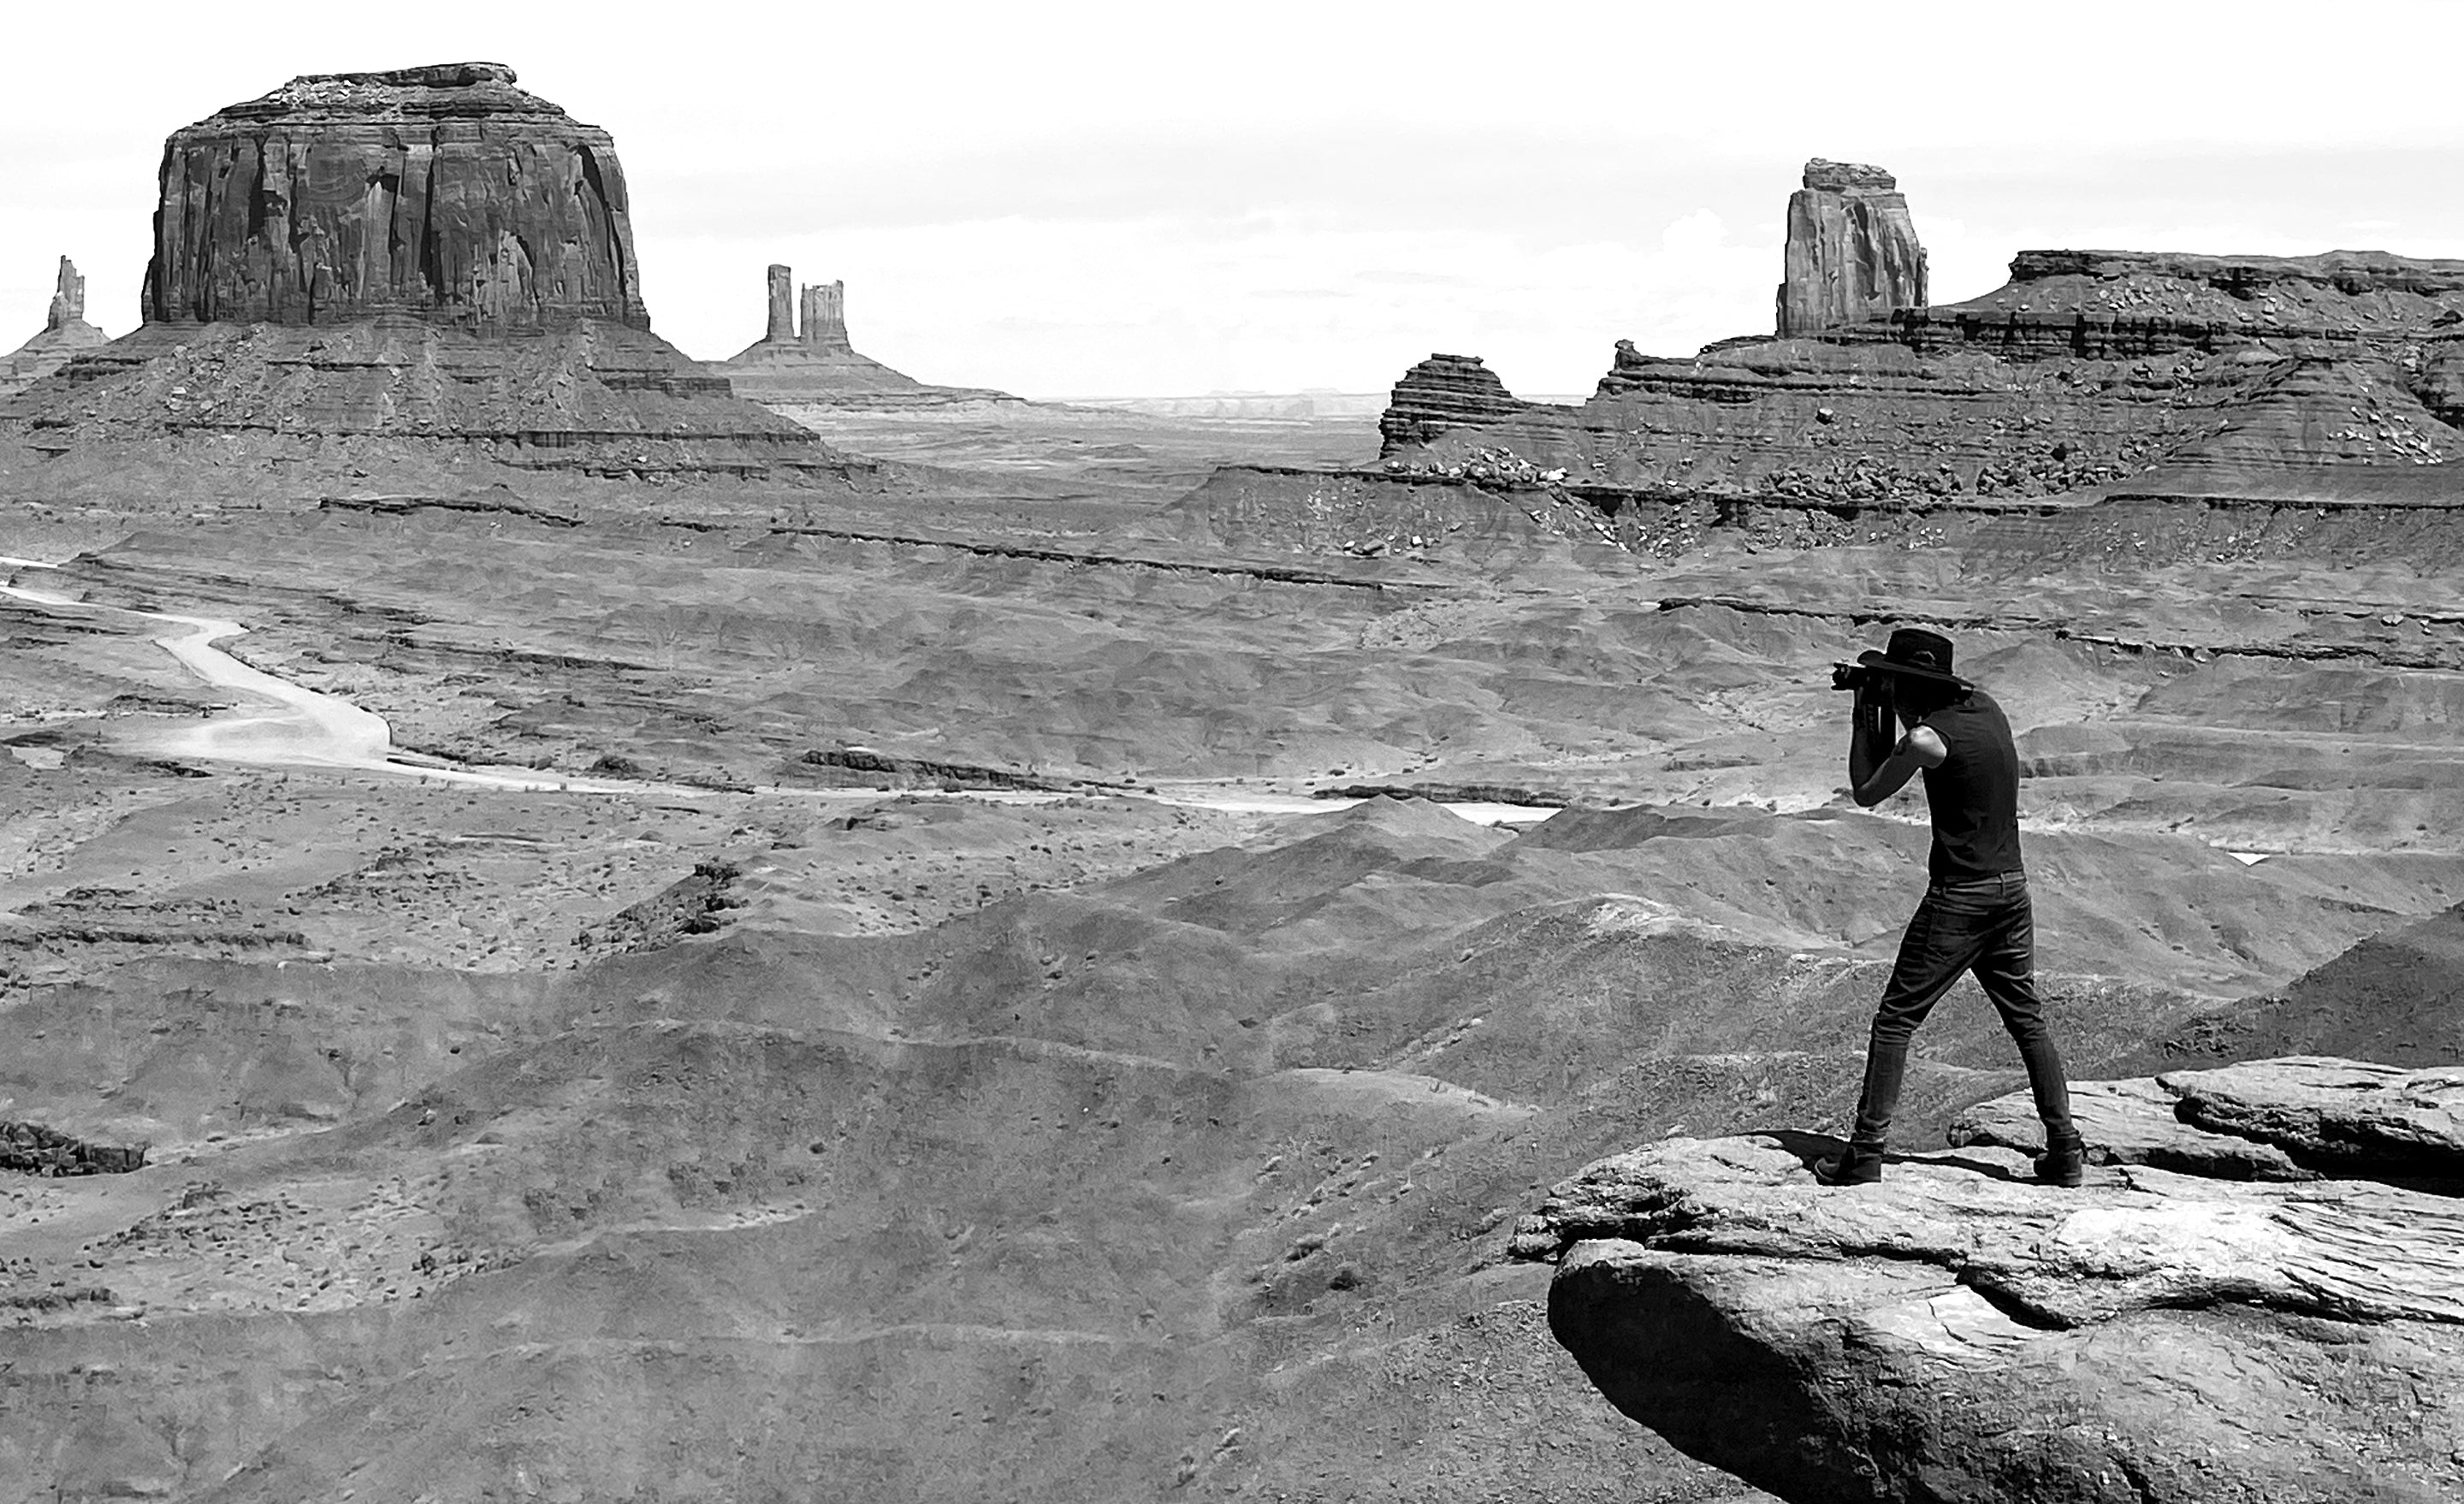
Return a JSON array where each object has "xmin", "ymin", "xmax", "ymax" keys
[{"xmin": 141, "ymin": 62, "xmax": 650, "ymax": 332}]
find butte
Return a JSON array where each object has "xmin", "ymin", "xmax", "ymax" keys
[{"xmin": 0, "ymin": 62, "xmax": 871, "ymax": 504}]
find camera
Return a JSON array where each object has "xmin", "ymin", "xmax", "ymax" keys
[{"xmin": 1830, "ymin": 662, "xmax": 1869, "ymax": 692}]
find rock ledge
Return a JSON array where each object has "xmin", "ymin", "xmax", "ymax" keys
[{"xmin": 1519, "ymin": 1056, "xmax": 2464, "ymax": 1503}]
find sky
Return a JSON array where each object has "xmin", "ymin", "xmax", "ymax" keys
[{"xmin": 5, "ymin": 1, "xmax": 2462, "ymax": 399}]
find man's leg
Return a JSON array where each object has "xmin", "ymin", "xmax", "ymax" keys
[
  {"xmin": 1968, "ymin": 879, "xmax": 2084, "ymax": 1182},
  {"xmin": 1821, "ymin": 886, "xmax": 1985, "ymax": 1183}
]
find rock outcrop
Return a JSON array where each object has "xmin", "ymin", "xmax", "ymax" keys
[
  {"xmin": 1371, "ymin": 161, "xmax": 2464, "ymax": 516},
  {"xmin": 1, "ymin": 1120, "xmax": 147, "ymax": 1176},
  {"xmin": 719, "ymin": 264, "xmax": 1014, "ymax": 407},
  {"xmin": 142, "ymin": 62, "xmax": 646, "ymax": 330},
  {"xmin": 1517, "ymin": 1057, "xmax": 2464, "ymax": 1504},
  {"xmin": 1775, "ymin": 158, "xmax": 1927, "ymax": 338},
  {"xmin": 0, "ymin": 258, "xmax": 107, "ymax": 397},
  {"xmin": 1, "ymin": 66, "xmax": 867, "ymax": 492},
  {"xmin": 1377, "ymin": 354, "xmax": 1539, "ymax": 455}
]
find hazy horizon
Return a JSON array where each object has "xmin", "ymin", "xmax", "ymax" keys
[{"xmin": 9, "ymin": 1, "xmax": 2464, "ymax": 399}]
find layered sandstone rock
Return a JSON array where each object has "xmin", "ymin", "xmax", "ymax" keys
[
  {"xmin": 1519, "ymin": 1058, "xmax": 2464, "ymax": 1504},
  {"xmin": 0, "ymin": 258, "xmax": 107, "ymax": 397},
  {"xmin": 1774, "ymin": 158, "xmax": 1926, "ymax": 338},
  {"xmin": 720, "ymin": 264, "xmax": 1013, "ymax": 406},
  {"xmin": 143, "ymin": 62, "xmax": 646, "ymax": 330},
  {"xmin": 2, "ymin": 67, "xmax": 865, "ymax": 490},
  {"xmin": 1376, "ymin": 354, "xmax": 1537, "ymax": 455},
  {"xmin": 1374, "ymin": 165, "xmax": 2464, "ymax": 513}
]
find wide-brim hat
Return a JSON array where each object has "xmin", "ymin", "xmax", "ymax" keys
[{"xmin": 1857, "ymin": 627, "xmax": 1970, "ymax": 687}]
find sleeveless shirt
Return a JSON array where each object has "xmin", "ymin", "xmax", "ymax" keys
[{"xmin": 1916, "ymin": 689, "xmax": 2024, "ymax": 880}]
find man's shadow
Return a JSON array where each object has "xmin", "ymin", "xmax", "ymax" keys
[{"xmin": 1750, "ymin": 1126, "xmax": 2020, "ymax": 1182}]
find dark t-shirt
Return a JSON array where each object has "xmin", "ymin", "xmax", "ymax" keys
[{"xmin": 1916, "ymin": 689, "xmax": 2024, "ymax": 880}]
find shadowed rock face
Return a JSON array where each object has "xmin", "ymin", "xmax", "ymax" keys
[
  {"xmin": 1520, "ymin": 1057, "xmax": 2464, "ymax": 1504},
  {"xmin": 142, "ymin": 62, "xmax": 649, "ymax": 331},
  {"xmin": 1775, "ymin": 158, "xmax": 1927, "ymax": 338}
]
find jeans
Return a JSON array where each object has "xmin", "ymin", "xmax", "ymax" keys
[{"xmin": 1850, "ymin": 870, "xmax": 2075, "ymax": 1149}]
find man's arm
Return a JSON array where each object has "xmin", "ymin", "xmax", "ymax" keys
[{"xmin": 1847, "ymin": 681, "xmax": 1946, "ymax": 806}]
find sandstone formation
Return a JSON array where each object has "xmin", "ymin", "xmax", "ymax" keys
[
  {"xmin": 143, "ymin": 62, "xmax": 645, "ymax": 330},
  {"xmin": 720, "ymin": 264, "xmax": 1014, "ymax": 406},
  {"xmin": 765, "ymin": 263, "xmax": 795, "ymax": 344},
  {"xmin": 1377, "ymin": 353, "xmax": 1538, "ymax": 455},
  {"xmin": 0, "ymin": 258, "xmax": 107, "ymax": 397},
  {"xmin": 800, "ymin": 280, "xmax": 850, "ymax": 351},
  {"xmin": 1776, "ymin": 158, "xmax": 1927, "ymax": 338},
  {"xmin": 1519, "ymin": 1057, "xmax": 2464, "ymax": 1504},
  {"xmin": 0, "ymin": 66, "xmax": 864, "ymax": 490},
  {"xmin": 1370, "ymin": 161, "xmax": 2464, "ymax": 514}
]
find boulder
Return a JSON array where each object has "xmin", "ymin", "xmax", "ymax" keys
[
  {"xmin": 1774, "ymin": 158, "xmax": 1927, "ymax": 338},
  {"xmin": 143, "ymin": 62, "xmax": 647, "ymax": 330},
  {"xmin": 1518, "ymin": 1057, "xmax": 2464, "ymax": 1504}
]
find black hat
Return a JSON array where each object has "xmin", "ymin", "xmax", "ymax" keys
[{"xmin": 1857, "ymin": 627, "xmax": 1969, "ymax": 687}]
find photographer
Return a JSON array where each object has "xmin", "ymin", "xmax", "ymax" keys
[{"xmin": 1815, "ymin": 628, "xmax": 2086, "ymax": 1187}]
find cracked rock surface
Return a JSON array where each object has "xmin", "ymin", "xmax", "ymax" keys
[{"xmin": 1518, "ymin": 1057, "xmax": 2464, "ymax": 1504}]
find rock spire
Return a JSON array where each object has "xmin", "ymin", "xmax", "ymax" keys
[
  {"xmin": 1775, "ymin": 157, "xmax": 1927, "ymax": 337},
  {"xmin": 720, "ymin": 265, "xmax": 1011, "ymax": 405},
  {"xmin": 44, "ymin": 257, "xmax": 87, "ymax": 333},
  {"xmin": 765, "ymin": 264, "xmax": 796, "ymax": 343},
  {"xmin": 1, "ymin": 255, "xmax": 108, "ymax": 397},
  {"xmin": 141, "ymin": 62, "xmax": 649, "ymax": 330}
]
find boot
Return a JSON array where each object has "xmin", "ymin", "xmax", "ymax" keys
[
  {"xmin": 1813, "ymin": 1141, "xmax": 1886, "ymax": 1186},
  {"xmin": 2033, "ymin": 1127, "xmax": 2087, "ymax": 1187}
]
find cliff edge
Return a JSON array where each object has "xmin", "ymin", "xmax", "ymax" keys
[{"xmin": 1515, "ymin": 1057, "xmax": 2464, "ymax": 1504}]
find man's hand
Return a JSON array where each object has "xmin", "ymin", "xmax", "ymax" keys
[{"xmin": 1845, "ymin": 676, "xmax": 1946, "ymax": 807}]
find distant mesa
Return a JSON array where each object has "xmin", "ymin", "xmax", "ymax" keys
[
  {"xmin": 718, "ymin": 264, "xmax": 1016, "ymax": 408},
  {"xmin": 1776, "ymin": 157, "xmax": 1927, "ymax": 338},
  {"xmin": 144, "ymin": 61, "xmax": 644, "ymax": 330},
  {"xmin": 1, "ymin": 64, "xmax": 862, "ymax": 491},
  {"xmin": 0, "ymin": 257, "xmax": 107, "ymax": 398},
  {"xmin": 1363, "ymin": 153, "xmax": 2464, "ymax": 512}
]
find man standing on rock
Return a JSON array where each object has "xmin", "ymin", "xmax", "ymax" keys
[{"xmin": 1815, "ymin": 628, "xmax": 2085, "ymax": 1187}]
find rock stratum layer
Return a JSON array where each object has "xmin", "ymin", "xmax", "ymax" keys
[
  {"xmin": 1375, "ymin": 161, "xmax": 2464, "ymax": 513},
  {"xmin": 720, "ymin": 264, "xmax": 1015, "ymax": 407},
  {"xmin": 1776, "ymin": 158, "xmax": 1926, "ymax": 338},
  {"xmin": 1377, "ymin": 353, "xmax": 1537, "ymax": 455},
  {"xmin": 1519, "ymin": 1056, "xmax": 2464, "ymax": 1504},
  {"xmin": 143, "ymin": 62, "xmax": 645, "ymax": 331}
]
